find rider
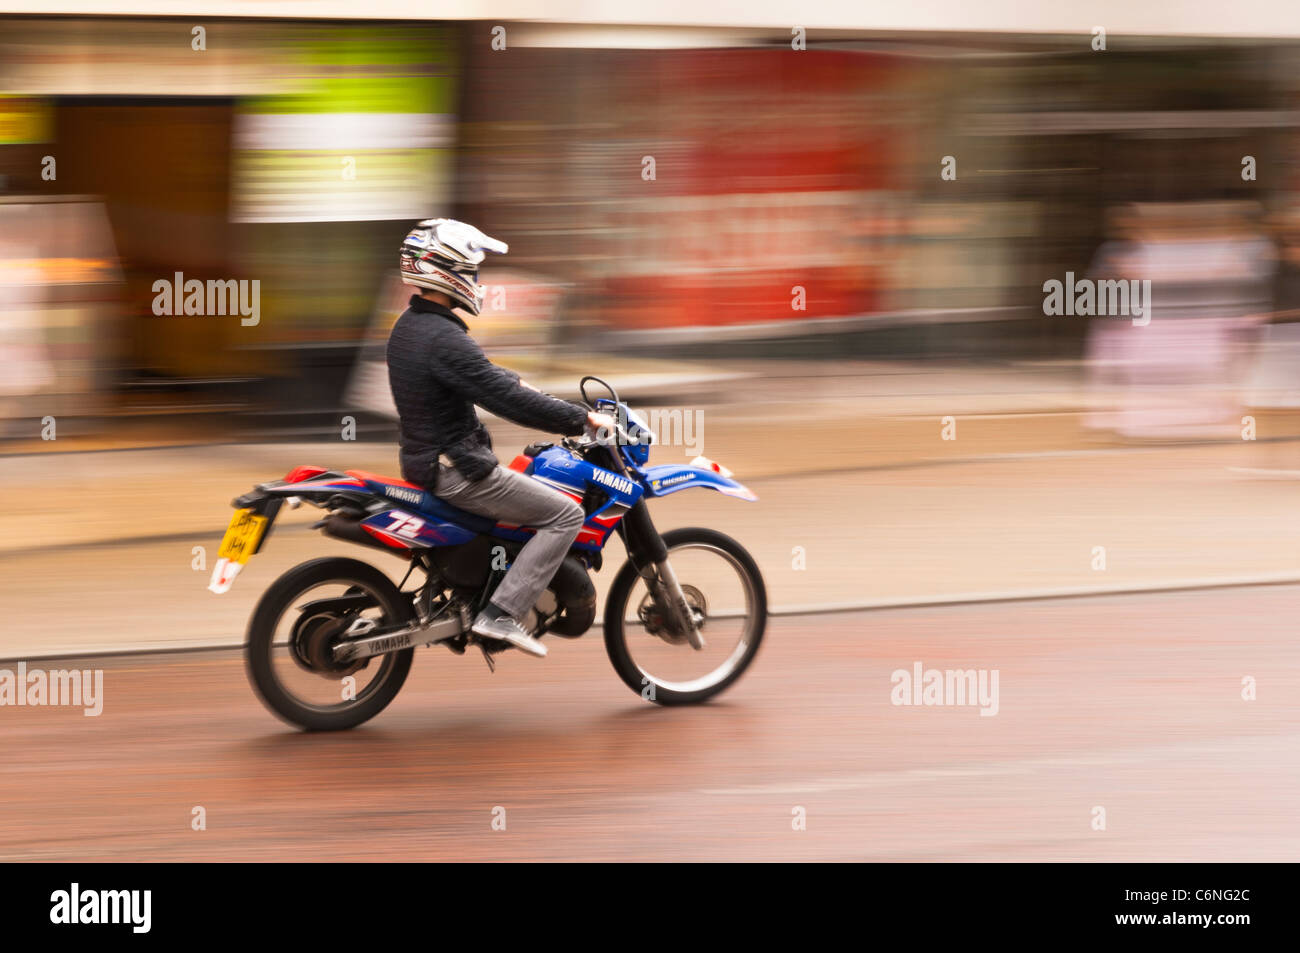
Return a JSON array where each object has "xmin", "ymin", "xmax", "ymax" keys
[{"xmin": 387, "ymin": 218, "xmax": 614, "ymax": 659}]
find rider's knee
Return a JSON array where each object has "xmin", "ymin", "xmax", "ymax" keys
[{"xmin": 557, "ymin": 498, "xmax": 584, "ymax": 534}]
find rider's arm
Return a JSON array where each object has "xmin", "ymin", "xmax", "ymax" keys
[{"xmin": 438, "ymin": 331, "xmax": 588, "ymax": 435}]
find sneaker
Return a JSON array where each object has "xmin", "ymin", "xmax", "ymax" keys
[{"xmin": 471, "ymin": 611, "xmax": 548, "ymax": 658}]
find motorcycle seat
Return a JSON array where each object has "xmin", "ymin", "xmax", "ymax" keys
[{"xmin": 345, "ymin": 470, "xmax": 497, "ymax": 534}]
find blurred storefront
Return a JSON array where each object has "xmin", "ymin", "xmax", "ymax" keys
[
  {"xmin": 0, "ymin": 18, "xmax": 459, "ymax": 431},
  {"xmin": 4, "ymin": 13, "xmax": 1300, "ymax": 435},
  {"xmin": 454, "ymin": 31, "xmax": 1300, "ymax": 359},
  {"xmin": 455, "ymin": 42, "xmax": 921, "ymax": 351}
]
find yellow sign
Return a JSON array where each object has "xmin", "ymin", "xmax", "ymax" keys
[{"xmin": 0, "ymin": 97, "xmax": 52, "ymax": 144}]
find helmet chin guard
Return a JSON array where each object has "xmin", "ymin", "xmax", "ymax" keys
[{"xmin": 399, "ymin": 218, "xmax": 509, "ymax": 315}]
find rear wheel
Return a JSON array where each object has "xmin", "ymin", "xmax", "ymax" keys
[
  {"xmin": 245, "ymin": 557, "xmax": 415, "ymax": 731},
  {"xmin": 604, "ymin": 528, "xmax": 766, "ymax": 705}
]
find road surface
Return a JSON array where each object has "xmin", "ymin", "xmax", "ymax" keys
[{"xmin": 1, "ymin": 586, "xmax": 1295, "ymax": 861}]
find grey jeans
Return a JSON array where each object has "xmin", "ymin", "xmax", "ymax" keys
[{"xmin": 433, "ymin": 462, "xmax": 585, "ymax": 619}]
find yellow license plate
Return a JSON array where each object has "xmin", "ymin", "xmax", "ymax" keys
[{"xmin": 218, "ymin": 508, "xmax": 269, "ymax": 563}]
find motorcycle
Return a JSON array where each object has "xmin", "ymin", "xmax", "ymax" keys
[{"xmin": 211, "ymin": 377, "xmax": 767, "ymax": 730}]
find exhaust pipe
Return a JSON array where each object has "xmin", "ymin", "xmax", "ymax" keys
[{"xmin": 316, "ymin": 514, "xmax": 410, "ymax": 560}]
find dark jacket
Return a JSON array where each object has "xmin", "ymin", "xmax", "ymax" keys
[{"xmin": 386, "ymin": 294, "xmax": 588, "ymax": 489}]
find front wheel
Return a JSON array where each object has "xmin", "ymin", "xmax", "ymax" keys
[
  {"xmin": 604, "ymin": 527, "xmax": 766, "ymax": 705},
  {"xmin": 245, "ymin": 557, "xmax": 415, "ymax": 731}
]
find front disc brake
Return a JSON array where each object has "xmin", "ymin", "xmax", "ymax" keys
[{"xmin": 637, "ymin": 584, "xmax": 706, "ymax": 645}]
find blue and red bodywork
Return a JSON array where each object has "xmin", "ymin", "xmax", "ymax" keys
[
  {"xmin": 502, "ymin": 447, "xmax": 644, "ymax": 550},
  {"xmin": 268, "ymin": 435, "xmax": 756, "ymax": 556}
]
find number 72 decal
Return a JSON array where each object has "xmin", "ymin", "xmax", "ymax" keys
[{"xmin": 384, "ymin": 512, "xmax": 425, "ymax": 539}]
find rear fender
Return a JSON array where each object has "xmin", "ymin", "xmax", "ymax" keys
[
  {"xmin": 258, "ymin": 470, "xmax": 369, "ymax": 503},
  {"xmin": 296, "ymin": 590, "xmax": 377, "ymax": 617}
]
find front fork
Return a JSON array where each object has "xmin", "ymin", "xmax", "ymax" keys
[
  {"xmin": 616, "ymin": 498, "xmax": 705, "ymax": 650},
  {"xmin": 649, "ymin": 557, "xmax": 705, "ymax": 650}
]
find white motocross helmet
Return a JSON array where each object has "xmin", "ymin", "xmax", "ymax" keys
[{"xmin": 399, "ymin": 218, "xmax": 508, "ymax": 316}]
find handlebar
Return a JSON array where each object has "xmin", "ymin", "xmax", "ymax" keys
[
  {"xmin": 566, "ymin": 422, "xmax": 633, "ymax": 451},
  {"xmin": 570, "ymin": 376, "xmax": 637, "ymax": 477}
]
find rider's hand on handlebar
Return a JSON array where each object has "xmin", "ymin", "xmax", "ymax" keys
[{"xmin": 586, "ymin": 411, "xmax": 617, "ymax": 441}]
